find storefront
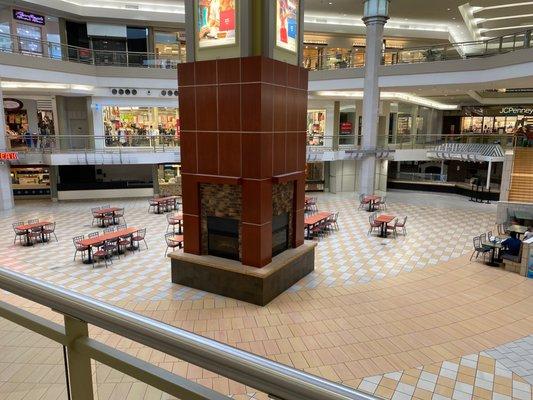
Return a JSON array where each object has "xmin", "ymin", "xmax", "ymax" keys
[
  {"xmin": 307, "ymin": 109, "xmax": 326, "ymax": 146},
  {"xmin": 460, "ymin": 106, "xmax": 533, "ymax": 135},
  {"xmin": 154, "ymin": 30, "xmax": 186, "ymax": 68},
  {"xmin": 3, "ymin": 97, "xmax": 55, "ymax": 150},
  {"xmin": 102, "ymin": 106, "xmax": 179, "ymax": 147},
  {"xmin": 157, "ymin": 164, "xmax": 181, "ymax": 196},
  {"xmin": 11, "ymin": 166, "xmax": 51, "ymax": 198},
  {"xmin": 0, "ymin": 5, "xmax": 61, "ymax": 57}
]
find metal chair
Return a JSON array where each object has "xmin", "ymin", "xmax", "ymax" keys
[
  {"xmin": 91, "ymin": 207, "xmax": 101, "ymax": 226},
  {"xmin": 396, "ymin": 216, "xmax": 408, "ymax": 235},
  {"xmin": 470, "ymin": 236, "xmax": 491, "ymax": 261},
  {"xmin": 386, "ymin": 218, "xmax": 398, "ymax": 238},
  {"xmin": 72, "ymin": 236, "xmax": 88, "ymax": 261},
  {"xmin": 131, "ymin": 228, "xmax": 148, "ymax": 251},
  {"xmin": 165, "ymin": 233, "xmax": 183, "ymax": 256},
  {"xmin": 43, "ymin": 222, "xmax": 58, "ymax": 242},
  {"xmin": 358, "ymin": 193, "xmax": 366, "ymax": 210},
  {"xmin": 368, "ymin": 215, "xmax": 381, "ymax": 235},
  {"xmin": 377, "ymin": 196, "xmax": 387, "ymax": 210},
  {"xmin": 166, "ymin": 213, "xmax": 181, "ymax": 233},
  {"xmin": 115, "ymin": 208, "xmax": 126, "ymax": 225},
  {"xmin": 12, "ymin": 221, "xmax": 26, "ymax": 245}
]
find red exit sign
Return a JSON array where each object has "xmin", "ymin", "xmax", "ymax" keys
[{"xmin": 0, "ymin": 152, "xmax": 18, "ymax": 160}]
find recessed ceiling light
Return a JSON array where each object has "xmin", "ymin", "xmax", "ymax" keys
[
  {"xmin": 447, "ymin": 8, "xmax": 451, "ymax": 11},
  {"xmin": 452, "ymin": 17, "xmax": 456, "ymax": 20}
]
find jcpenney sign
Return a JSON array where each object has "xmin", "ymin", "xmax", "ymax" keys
[
  {"xmin": 501, "ymin": 107, "xmax": 533, "ymax": 115},
  {"xmin": 13, "ymin": 9, "xmax": 45, "ymax": 25}
]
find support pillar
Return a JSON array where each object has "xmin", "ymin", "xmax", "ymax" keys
[
  {"xmin": 64, "ymin": 316, "xmax": 94, "ymax": 400},
  {"xmin": 358, "ymin": 1, "xmax": 389, "ymax": 196},
  {"xmin": 333, "ymin": 101, "xmax": 340, "ymax": 150},
  {"xmin": 0, "ymin": 80, "xmax": 15, "ymax": 211},
  {"xmin": 486, "ymin": 161, "xmax": 492, "ymax": 190}
]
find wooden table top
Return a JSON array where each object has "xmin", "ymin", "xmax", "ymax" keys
[
  {"xmin": 375, "ymin": 215, "xmax": 395, "ymax": 224},
  {"xmin": 168, "ymin": 235, "xmax": 184, "ymax": 243},
  {"xmin": 16, "ymin": 222, "xmax": 50, "ymax": 231},
  {"xmin": 304, "ymin": 212, "xmax": 332, "ymax": 226},
  {"xmin": 94, "ymin": 207, "xmax": 122, "ymax": 215},
  {"xmin": 364, "ymin": 195, "xmax": 381, "ymax": 202},
  {"xmin": 169, "ymin": 213, "xmax": 183, "ymax": 222},
  {"xmin": 79, "ymin": 227, "xmax": 138, "ymax": 247}
]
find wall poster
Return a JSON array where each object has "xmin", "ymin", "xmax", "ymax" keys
[
  {"xmin": 276, "ymin": 0, "xmax": 299, "ymax": 53},
  {"xmin": 197, "ymin": 0, "xmax": 236, "ymax": 48}
]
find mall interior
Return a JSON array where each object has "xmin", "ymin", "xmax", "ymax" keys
[{"xmin": 0, "ymin": 0, "xmax": 532, "ymax": 399}]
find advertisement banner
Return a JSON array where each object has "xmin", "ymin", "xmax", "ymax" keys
[
  {"xmin": 197, "ymin": 0, "xmax": 236, "ymax": 48},
  {"xmin": 276, "ymin": 0, "xmax": 299, "ymax": 53}
]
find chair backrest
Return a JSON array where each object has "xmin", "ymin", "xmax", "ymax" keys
[
  {"xmin": 45, "ymin": 222, "xmax": 55, "ymax": 230},
  {"xmin": 480, "ymin": 233, "xmax": 487, "ymax": 243},
  {"xmin": 115, "ymin": 208, "xmax": 125, "ymax": 216},
  {"xmin": 473, "ymin": 236, "xmax": 481, "ymax": 249},
  {"xmin": 102, "ymin": 205, "xmax": 110, "ymax": 209},
  {"xmin": 381, "ymin": 196, "xmax": 387, "ymax": 204},
  {"xmin": 28, "ymin": 218, "xmax": 39, "ymax": 224},
  {"xmin": 88, "ymin": 232, "xmax": 100, "ymax": 239},
  {"xmin": 73, "ymin": 235, "xmax": 84, "ymax": 243},
  {"xmin": 13, "ymin": 221, "xmax": 24, "ymax": 231},
  {"xmin": 359, "ymin": 193, "xmax": 365, "ymax": 202},
  {"xmin": 487, "ymin": 230, "xmax": 493, "ymax": 239},
  {"xmin": 116, "ymin": 224, "xmax": 127, "ymax": 230},
  {"xmin": 402, "ymin": 216, "xmax": 408, "ymax": 225},
  {"xmin": 165, "ymin": 232, "xmax": 180, "ymax": 246},
  {"xmin": 136, "ymin": 228, "xmax": 146, "ymax": 239},
  {"xmin": 497, "ymin": 224, "xmax": 505, "ymax": 235},
  {"xmin": 103, "ymin": 227, "xmax": 115, "ymax": 233},
  {"xmin": 91, "ymin": 207, "xmax": 101, "ymax": 212}
]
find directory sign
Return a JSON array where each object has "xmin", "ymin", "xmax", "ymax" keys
[
  {"xmin": 197, "ymin": 0, "xmax": 236, "ymax": 48},
  {"xmin": 276, "ymin": 0, "xmax": 299, "ymax": 53}
]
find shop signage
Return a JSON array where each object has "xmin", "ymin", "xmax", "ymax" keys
[
  {"xmin": 3, "ymin": 98, "xmax": 23, "ymax": 111},
  {"xmin": 500, "ymin": 107, "xmax": 533, "ymax": 116},
  {"xmin": 0, "ymin": 152, "xmax": 18, "ymax": 161},
  {"xmin": 13, "ymin": 9, "xmax": 45, "ymax": 25},
  {"xmin": 340, "ymin": 122, "xmax": 353, "ymax": 134}
]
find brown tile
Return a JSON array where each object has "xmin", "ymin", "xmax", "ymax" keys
[
  {"xmin": 178, "ymin": 86, "xmax": 196, "ymax": 131},
  {"xmin": 195, "ymin": 60, "xmax": 217, "ymax": 85},
  {"xmin": 296, "ymin": 90, "xmax": 309, "ymax": 132},
  {"xmin": 241, "ymin": 83, "xmax": 262, "ymax": 132},
  {"xmin": 217, "ymin": 58, "xmax": 241, "ymax": 84},
  {"xmin": 375, "ymin": 385, "xmax": 394, "ymax": 399},
  {"xmin": 286, "ymin": 88, "xmax": 299, "ymax": 131},
  {"xmin": 241, "ymin": 222, "xmax": 272, "ymax": 267},
  {"xmin": 242, "ymin": 56, "xmax": 262, "ymax": 82},
  {"xmin": 299, "ymin": 67, "xmax": 309, "ymax": 90},
  {"xmin": 196, "ymin": 86, "xmax": 218, "ymax": 131},
  {"xmin": 261, "ymin": 57, "xmax": 274, "ymax": 83},
  {"xmin": 260, "ymin": 83, "xmax": 274, "ymax": 132},
  {"xmin": 242, "ymin": 179, "xmax": 273, "ymax": 225},
  {"xmin": 287, "ymin": 64, "xmax": 300, "ymax": 88},
  {"xmin": 260, "ymin": 132, "xmax": 273, "ymax": 178},
  {"xmin": 273, "ymin": 132, "xmax": 287, "ymax": 176},
  {"xmin": 285, "ymin": 132, "xmax": 298, "ymax": 173},
  {"xmin": 181, "ymin": 175, "xmax": 199, "ymax": 215},
  {"xmin": 273, "ymin": 60, "xmax": 288, "ymax": 86},
  {"xmin": 218, "ymin": 132, "xmax": 241, "ymax": 177},
  {"xmin": 180, "ymin": 131, "xmax": 197, "ymax": 173},
  {"xmin": 242, "ymin": 133, "xmax": 261, "ymax": 178},
  {"xmin": 218, "ymin": 84, "xmax": 241, "ymax": 132},
  {"xmin": 178, "ymin": 62, "xmax": 195, "ymax": 86},
  {"xmin": 273, "ymin": 86, "xmax": 287, "ymax": 132},
  {"xmin": 297, "ymin": 131, "xmax": 307, "ymax": 170},
  {"xmin": 197, "ymin": 132, "xmax": 219, "ymax": 175},
  {"xmin": 183, "ymin": 214, "xmax": 201, "ymax": 255}
]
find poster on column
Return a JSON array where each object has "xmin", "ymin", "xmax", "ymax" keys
[
  {"xmin": 276, "ymin": 0, "xmax": 299, "ymax": 53},
  {"xmin": 197, "ymin": 0, "xmax": 236, "ymax": 48}
]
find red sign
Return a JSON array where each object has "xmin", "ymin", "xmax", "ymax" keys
[
  {"xmin": 340, "ymin": 122, "xmax": 352, "ymax": 134},
  {"xmin": 0, "ymin": 152, "xmax": 18, "ymax": 160},
  {"xmin": 219, "ymin": 9, "xmax": 235, "ymax": 32}
]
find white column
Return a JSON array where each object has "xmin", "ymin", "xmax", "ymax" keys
[
  {"xmin": 0, "ymin": 80, "xmax": 15, "ymax": 210},
  {"xmin": 486, "ymin": 161, "xmax": 492, "ymax": 190},
  {"xmin": 358, "ymin": 13, "xmax": 388, "ymax": 196}
]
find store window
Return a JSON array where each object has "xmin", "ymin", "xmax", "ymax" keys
[
  {"xmin": 302, "ymin": 45, "xmax": 324, "ymax": 70},
  {"xmin": 16, "ymin": 23, "xmax": 42, "ymax": 54},
  {"xmin": 5, "ymin": 99, "xmax": 55, "ymax": 150},
  {"xmin": 0, "ymin": 21, "xmax": 10, "ymax": 51},
  {"xmin": 102, "ymin": 106, "xmax": 180, "ymax": 147},
  {"xmin": 154, "ymin": 31, "xmax": 185, "ymax": 68},
  {"xmin": 307, "ymin": 110, "xmax": 326, "ymax": 146},
  {"xmin": 11, "ymin": 166, "xmax": 51, "ymax": 198},
  {"xmin": 305, "ymin": 163, "xmax": 325, "ymax": 192}
]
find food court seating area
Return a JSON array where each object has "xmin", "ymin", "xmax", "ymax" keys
[
  {"xmin": 12, "ymin": 219, "xmax": 57, "ymax": 246},
  {"xmin": 304, "ymin": 197, "xmax": 339, "ymax": 240}
]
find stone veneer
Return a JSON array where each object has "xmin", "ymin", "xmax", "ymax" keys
[
  {"xmin": 272, "ymin": 182, "xmax": 294, "ymax": 248},
  {"xmin": 200, "ymin": 183, "xmax": 242, "ymax": 258}
]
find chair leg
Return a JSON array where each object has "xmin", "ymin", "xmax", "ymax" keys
[{"xmin": 74, "ymin": 250, "xmax": 78, "ymax": 261}]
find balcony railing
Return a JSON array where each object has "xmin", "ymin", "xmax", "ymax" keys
[
  {"xmin": 0, "ymin": 267, "xmax": 375, "ymax": 400},
  {"xmin": 1, "ymin": 29, "xmax": 531, "ymax": 71},
  {"xmin": 0, "ymin": 32, "xmax": 183, "ymax": 69},
  {"xmin": 304, "ymin": 29, "xmax": 532, "ymax": 71},
  {"xmin": 1, "ymin": 133, "xmax": 523, "ymax": 155}
]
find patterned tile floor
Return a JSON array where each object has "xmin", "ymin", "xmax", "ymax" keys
[{"xmin": 1, "ymin": 191, "xmax": 532, "ymax": 400}]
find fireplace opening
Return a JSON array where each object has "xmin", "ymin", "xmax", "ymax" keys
[
  {"xmin": 272, "ymin": 212, "xmax": 289, "ymax": 257},
  {"xmin": 207, "ymin": 216, "xmax": 239, "ymax": 261}
]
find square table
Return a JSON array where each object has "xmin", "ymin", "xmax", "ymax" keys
[
  {"xmin": 78, "ymin": 227, "xmax": 138, "ymax": 264},
  {"xmin": 483, "ymin": 241, "xmax": 502, "ymax": 267},
  {"xmin": 169, "ymin": 214, "xmax": 184, "ymax": 234},
  {"xmin": 363, "ymin": 195, "xmax": 381, "ymax": 212},
  {"xmin": 151, "ymin": 196, "xmax": 180, "ymax": 214},
  {"xmin": 15, "ymin": 222, "xmax": 51, "ymax": 246},
  {"xmin": 374, "ymin": 214, "xmax": 395, "ymax": 238}
]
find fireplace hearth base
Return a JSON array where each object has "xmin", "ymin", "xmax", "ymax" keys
[{"xmin": 169, "ymin": 243, "xmax": 316, "ymax": 306}]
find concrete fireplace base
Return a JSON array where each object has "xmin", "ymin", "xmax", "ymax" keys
[{"xmin": 169, "ymin": 243, "xmax": 316, "ymax": 306}]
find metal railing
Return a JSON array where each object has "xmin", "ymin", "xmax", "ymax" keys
[
  {"xmin": 304, "ymin": 29, "xmax": 532, "ymax": 71},
  {"xmin": 0, "ymin": 32, "xmax": 183, "ymax": 69},
  {"xmin": 1, "ymin": 29, "xmax": 531, "ymax": 71},
  {"xmin": 389, "ymin": 171, "xmax": 448, "ymax": 182},
  {"xmin": 4, "ymin": 133, "xmax": 181, "ymax": 153},
  {"xmin": 0, "ymin": 267, "xmax": 375, "ymax": 400},
  {"xmin": 2, "ymin": 133, "xmax": 523, "ymax": 155}
]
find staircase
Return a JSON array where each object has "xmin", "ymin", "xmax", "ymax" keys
[{"xmin": 509, "ymin": 148, "xmax": 533, "ymax": 203}]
